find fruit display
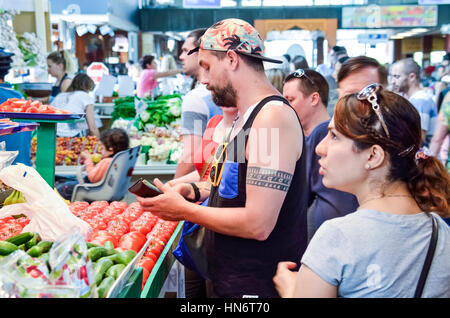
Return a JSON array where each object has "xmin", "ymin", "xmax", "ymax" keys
[
  {"xmin": 0, "ymin": 198, "xmax": 180, "ymax": 297},
  {"xmin": 0, "ymin": 229, "xmax": 139, "ymax": 298},
  {"xmin": 0, "ymin": 98, "xmax": 71, "ymax": 114},
  {"xmin": 110, "ymin": 94, "xmax": 182, "ymax": 165},
  {"xmin": 0, "ymin": 215, "xmax": 30, "ymax": 241},
  {"xmin": 128, "ymin": 125, "xmax": 182, "ymax": 165},
  {"xmin": 138, "ymin": 219, "xmax": 179, "ymax": 289},
  {"xmin": 2, "ymin": 189, "xmax": 26, "ymax": 206},
  {"xmin": 31, "ymin": 135, "xmax": 102, "ymax": 166},
  {"xmin": 70, "ymin": 200, "xmax": 179, "ymax": 290}
]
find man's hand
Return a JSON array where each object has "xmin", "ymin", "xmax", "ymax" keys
[
  {"xmin": 273, "ymin": 261, "xmax": 298, "ymax": 298},
  {"xmin": 136, "ymin": 178, "xmax": 192, "ymax": 221}
]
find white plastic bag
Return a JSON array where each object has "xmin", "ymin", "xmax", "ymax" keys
[{"xmin": 0, "ymin": 164, "xmax": 91, "ymax": 241}]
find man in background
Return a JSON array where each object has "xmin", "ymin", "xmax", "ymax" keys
[
  {"xmin": 175, "ymin": 29, "xmax": 222, "ymax": 178},
  {"xmin": 390, "ymin": 58, "xmax": 438, "ymax": 146},
  {"xmin": 283, "ymin": 68, "xmax": 358, "ymax": 240}
]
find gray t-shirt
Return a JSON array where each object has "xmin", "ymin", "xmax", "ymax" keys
[
  {"xmin": 180, "ymin": 84, "xmax": 222, "ymax": 136},
  {"xmin": 301, "ymin": 209, "xmax": 450, "ymax": 298}
]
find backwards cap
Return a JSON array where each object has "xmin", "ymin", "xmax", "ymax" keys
[{"xmin": 190, "ymin": 18, "xmax": 282, "ymax": 64}]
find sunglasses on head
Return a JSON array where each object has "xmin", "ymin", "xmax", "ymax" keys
[
  {"xmin": 356, "ymin": 83, "xmax": 390, "ymax": 138},
  {"xmin": 292, "ymin": 69, "xmax": 316, "ymax": 86},
  {"xmin": 209, "ymin": 142, "xmax": 228, "ymax": 187},
  {"xmin": 209, "ymin": 115, "xmax": 239, "ymax": 188}
]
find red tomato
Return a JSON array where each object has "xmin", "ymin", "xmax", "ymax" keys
[
  {"xmin": 106, "ymin": 219, "xmax": 129, "ymax": 239},
  {"xmin": 69, "ymin": 201, "xmax": 90, "ymax": 212},
  {"xmin": 118, "ymin": 231, "xmax": 147, "ymax": 252},
  {"xmin": 128, "ymin": 202, "xmax": 142, "ymax": 210},
  {"xmin": 141, "ymin": 268, "xmax": 150, "ymax": 290},
  {"xmin": 121, "ymin": 206, "xmax": 143, "ymax": 223},
  {"xmin": 137, "ymin": 256, "xmax": 156, "ymax": 273},
  {"xmin": 0, "ymin": 222, "xmax": 23, "ymax": 240},
  {"xmin": 88, "ymin": 230, "xmax": 118, "ymax": 247},
  {"xmin": 129, "ymin": 215, "xmax": 157, "ymax": 235},
  {"xmin": 0, "ymin": 217, "xmax": 14, "ymax": 224},
  {"xmin": 143, "ymin": 251, "xmax": 159, "ymax": 263},
  {"xmin": 109, "ymin": 201, "xmax": 128, "ymax": 212},
  {"xmin": 15, "ymin": 217, "xmax": 30, "ymax": 227},
  {"xmin": 89, "ymin": 218, "xmax": 107, "ymax": 231},
  {"xmin": 146, "ymin": 239, "xmax": 165, "ymax": 257},
  {"xmin": 90, "ymin": 201, "xmax": 109, "ymax": 209},
  {"xmin": 85, "ymin": 206, "xmax": 103, "ymax": 217}
]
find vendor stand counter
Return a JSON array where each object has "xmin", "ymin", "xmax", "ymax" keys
[
  {"xmin": 0, "ymin": 121, "xmax": 39, "ymax": 136},
  {"xmin": 94, "ymin": 103, "xmax": 114, "ymax": 117},
  {"xmin": 116, "ymin": 221, "xmax": 183, "ymax": 298},
  {"xmin": 1, "ymin": 113, "xmax": 85, "ymax": 188},
  {"xmin": 56, "ymin": 164, "xmax": 177, "ymax": 183}
]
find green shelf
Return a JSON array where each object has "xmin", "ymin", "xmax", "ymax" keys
[{"xmin": 14, "ymin": 118, "xmax": 83, "ymax": 188}]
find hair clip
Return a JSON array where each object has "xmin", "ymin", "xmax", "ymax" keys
[
  {"xmin": 398, "ymin": 144, "xmax": 415, "ymax": 157},
  {"xmin": 415, "ymin": 147, "xmax": 430, "ymax": 161}
]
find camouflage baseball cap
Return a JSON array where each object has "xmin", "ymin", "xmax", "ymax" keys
[{"xmin": 189, "ymin": 18, "xmax": 282, "ymax": 64}]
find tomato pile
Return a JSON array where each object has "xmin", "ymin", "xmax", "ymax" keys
[
  {"xmin": 0, "ymin": 216, "xmax": 31, "ymax": 241},
  {"xmin": 0, "ymin": 98, "xmax": 71, "ymax": 114},
  {"xmin": 69, "ymin": 200, "xmax": 179, "ymax": 289}
]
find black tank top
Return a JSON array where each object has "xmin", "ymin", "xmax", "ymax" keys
[
  {"xmin": 206, "ymin": 95, "xmax": 309, "ymax": 298},
  {"xmin": 51, "ymin": 73, "xmax": 69, "ymax": 97}
]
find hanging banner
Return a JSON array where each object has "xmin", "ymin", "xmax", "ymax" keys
[{"xmin": 342, "ymin": 5, "xmax": 438, "ymax": 28}]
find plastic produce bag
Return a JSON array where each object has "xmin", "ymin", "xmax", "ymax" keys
[
  {"xmin": 0, "ymin": 231, "xmax": 96, "ymax": 298},
  {"xmin": 0, "ymin": 141, "xmax": 18, "ymax": 170},
  {"xmin": 48, "ymin": 230, "xmax": 96, "ymax": 298},
  {"xmin": 0, "ymin": 164, "xmax": 91, "ymax": 241}
]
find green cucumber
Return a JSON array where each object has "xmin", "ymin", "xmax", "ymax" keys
[
  {"xmin": 97, "ymin": 254, "xmax": 117, "ymax": 263},
  {"xmin": 86, "ymin": 242, "xmax": 101, "ymax": 249},
  {"xmin": 97, "ymin": 276, "xmax": 115, "ymax": 298},
  {"xmin": 103, "ymin": 241, "xmax": 114, "ymax": 250},
  {"xmin": 25, "ymin": 233, "xmax": 39, "ymax": 250},
  {"xmin": 94, "ymin": 258, "xmax": 114, "ymax": 285},
  {"xmin": 36, "ymin": 241, "xmax": 53, "ymax": 253},
  {"xmin": 88, "ymin": 247, "xmax": 108, "ymax": 262},
  {"xmin": 106, "ymin": 264, "xmax": 126, "ymax": 280},
  {"xmin": 27, "ymin": 245, "xmax": 43, "ymax": 257},
  {"xmin": 0, "ymin": 241, "xmax": 19, "ymax": 255},
  {"xmin": 114, "ymin": 250, "xmax": 137, "ymax": 265},
  {"xmin": 5, "ymin": 232, "xmax": 34, "ymax": 246}
]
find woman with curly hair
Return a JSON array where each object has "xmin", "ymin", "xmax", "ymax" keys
[{"xmin": 274, "ymin": 84, "xmax": 450, "ymax": 298}]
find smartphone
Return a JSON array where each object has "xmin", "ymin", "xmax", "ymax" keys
[{"xmin": 128, "ymin": 178, "xmax": 162, "ymax": 198}]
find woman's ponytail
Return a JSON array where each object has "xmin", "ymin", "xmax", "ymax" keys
[
  {"xmin": 407, "ymin": 154, "xmax": 450, "ymax": 217},
  {"xmin": 61, "ymin": 50, "xmax": 77, "ymax": 75},
  {"xmin": 47, "ymin": 50, "xmax": 77, "ymax": 75}
]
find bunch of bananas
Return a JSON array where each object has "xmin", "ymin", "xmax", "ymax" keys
[{"xmin": 3, "ymin": 189, "xmax": 26, "ymax": 206}]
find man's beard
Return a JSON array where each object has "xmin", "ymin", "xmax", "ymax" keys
[
  {"xmin": 398, "ymin": 80, "xmax": 409, "ymax": 94},
  {"xmin": 210, "ymin": 82, "xmax": 237, "ymax": 108}
]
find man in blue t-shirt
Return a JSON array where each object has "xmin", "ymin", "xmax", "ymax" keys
[
  {"xmin": 0, "ymin": 48, "xmax": 32, "ymax": 166},
  {"xmin": 390, "ymin": 58, "xmax": 438, "ymax": 146},
  {"xmin": 283, "ymin": 68, "xmax": 359, "ymax": 240}
]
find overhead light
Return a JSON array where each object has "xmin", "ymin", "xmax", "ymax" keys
[
  {"xmin": 390, "ymin": 35, "xmax": 404, "ymax": 40},
  {"xmin": 87, "ymin": 24, "xmax": 97, "ymax": 34},
  {"xmin": 76, "ymin": 25, "xmax": 88, "ymax": 37},
  {"xmin": 100, "ymin": 25, "xmax": 112, "ymax": 36},
  {"xmin": 411, "ymin": 28, "xmax": 428, "ymax": 33}
]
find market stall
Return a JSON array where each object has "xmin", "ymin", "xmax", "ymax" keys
[
  {"xmin": 0, "ymin": 163, "xmax": 183, "ymax": 298},
  {"xmin": 29, "ymin": 94, "xmax": 184, "ymax": 183}
]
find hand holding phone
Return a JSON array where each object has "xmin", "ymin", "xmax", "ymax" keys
[{"xmin": 128, "ymin": 178, "xmax": 163, "ymax": 198}]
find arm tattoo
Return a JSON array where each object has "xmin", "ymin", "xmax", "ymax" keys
[{"xmin": 246, "ymin": 166, "xmax": 293, "ymax": 192}]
